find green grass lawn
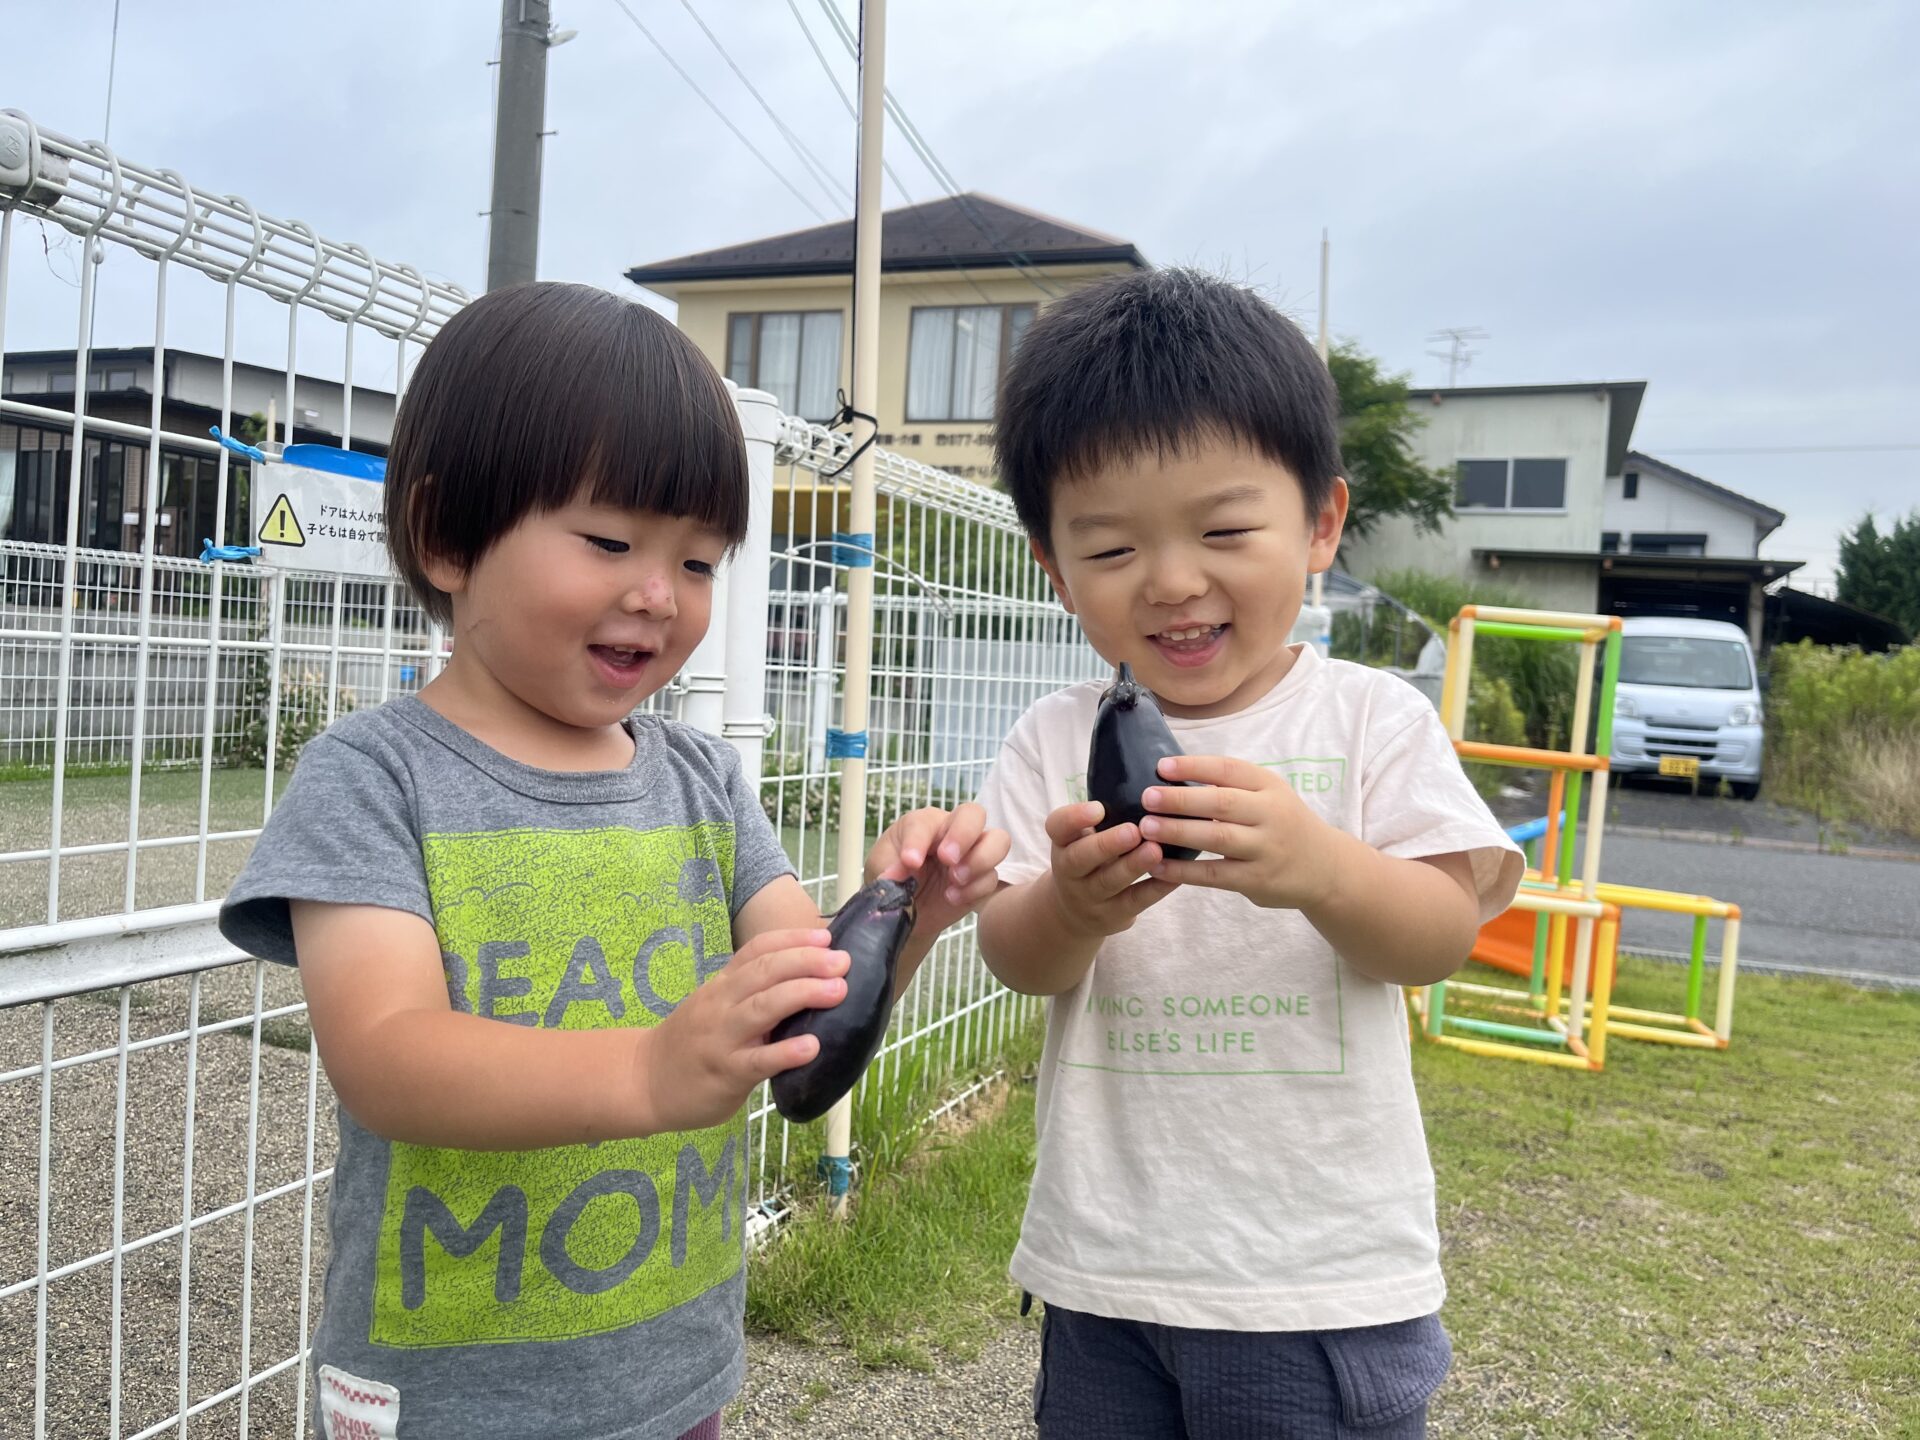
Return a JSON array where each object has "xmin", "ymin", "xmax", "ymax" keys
[{"xmin": 748, "ymin": 963, "xmax": 1920, "ymax": 1437}]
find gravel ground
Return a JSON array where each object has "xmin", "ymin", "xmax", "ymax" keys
[
  {"xmin": 0, "ymin": 963, "xmax": 331, "ymax": 1440},
  {"xmin": 733, "ymin": 1330, "xmax": 1039, "ymax": 1439},
  {"xmin": 0, "ymin": 767, "xmax": 275, "ymax": 929}
]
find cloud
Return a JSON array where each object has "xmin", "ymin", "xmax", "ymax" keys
[{"xmin": 6, "ymin": 0, "xmax": 1911, "ymax": 586}]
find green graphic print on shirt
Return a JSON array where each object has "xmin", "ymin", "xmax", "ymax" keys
[
  {"xmin": 1063, "ymin": 757, "xmax": 1350, "ymax": 1078},
  {"xmin": 370, "ymin": 823, "xmax": 747, "ymax": 1349}
]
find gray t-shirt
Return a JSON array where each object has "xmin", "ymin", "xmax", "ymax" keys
[{"xmin": 220, "ymin": 697, "xmax": 793, "ymax": 1440}]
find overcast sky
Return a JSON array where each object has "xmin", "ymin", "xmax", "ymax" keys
[{"xmin": 6, "ymin": 0, "xmax": 1914, "ymax": 586}]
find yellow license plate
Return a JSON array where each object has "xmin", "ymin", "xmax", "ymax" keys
[{"xmin": 1659, "ymin": 755, "xmax": 1701, "ymax": 779}]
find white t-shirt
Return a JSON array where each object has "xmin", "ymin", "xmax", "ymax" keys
[{"xmin": 977, "ymin": 644, "xmax": 1523, "ymax": 1332}]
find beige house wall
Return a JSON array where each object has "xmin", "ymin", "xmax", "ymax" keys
[{"xmin": 657, "ymin": 263, "xmax": 1131, "ymax": 483}]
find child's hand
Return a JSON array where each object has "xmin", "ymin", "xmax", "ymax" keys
[
  {"xmin": 866, "ymin": 803, "xmax": 1010, "ymax": 942},
  {"xmin": 638, "ymin": 926, "xmax": 849, "ymax": 1134},
  {"xmin": 1137, "ymin": 755, "xmax": 1340, "ymax": 911},
  {"xmin": 1042, "ymin": 800, "xmax": 1177, "ymax": 939}
]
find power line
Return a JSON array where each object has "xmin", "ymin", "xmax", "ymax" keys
[
  {"xmin": 814, "ymin": 0, "xmax": 1063, "ymax": 300},
  {"xmin": 608, "ymin": 0, "xmax": 832, "ymax": 224},
  {"xmin": 670, "ymin": 0, "xmax": 853, "ymax": 213},
  {"xmin": 102, "ymin": 0, "xmax": 123, "ymax": 143},
  {"xmin": 782, "ymin": 0, "xmax": 912, "ymax": 211},
  {"xmin": 781, "ymin": 0, "xmax": 998, "ymax": 307},
  {"xmin": 1653, "ymin": 443, "xmax": 1920, "ymax": 457}
]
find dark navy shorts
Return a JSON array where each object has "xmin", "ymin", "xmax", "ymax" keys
[{"xmin": 1031, "ymin": 1303, "xmax": 1451, "ymax": 1439}]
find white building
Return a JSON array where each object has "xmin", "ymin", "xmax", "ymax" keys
[{"xmin": 1343, "ymin": 382, "xmax": 1802, "ymax": 645}]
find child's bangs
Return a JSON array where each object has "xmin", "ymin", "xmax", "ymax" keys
[{"xmin": 570, "ymin": 347, "xmax": 748, "ymax": 546}]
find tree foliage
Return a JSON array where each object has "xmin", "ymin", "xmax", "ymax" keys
[
  {"xmin": 1836, "ymin": 511, "xmax": 1920, "ymax": 639},
  {"xmin": 1328, "ymin": 342, "xmax": 1454, "ymax": 544}
]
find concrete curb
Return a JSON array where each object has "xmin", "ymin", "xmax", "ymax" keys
[
  {"xmin": 1609, "ymin": 824, "xmax": 1920, "ymax": 865},
  {"xmin": 1630, "ymin": 947, "xmax": 1920, "ymax": 992}
]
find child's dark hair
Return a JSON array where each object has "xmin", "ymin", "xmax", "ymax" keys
[
  {"xmin": 994, "ymin": 268, "xmax": 1342, "ymax": 550},
  {"xmin": 384, "ymin": 281, "xmax": 747, "ymax": 624}
]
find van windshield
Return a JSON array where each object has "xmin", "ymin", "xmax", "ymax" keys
[{"xmin": 1620, "ymin": 636, "xmax": 1753, "ymax": 690}]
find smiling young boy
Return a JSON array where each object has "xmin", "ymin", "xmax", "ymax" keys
[{"xmin": 976, "ymin": 269, "xmax": 1523, "ymax": 1438}]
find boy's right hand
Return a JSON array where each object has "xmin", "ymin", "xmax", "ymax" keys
[
  {"xmin": 1043, "ymin": 801, "xmax": 1177, "ymax": 939},
  {"xmin": 637, "ymin": 926, "xmax": 849, "ymax": 1134}
]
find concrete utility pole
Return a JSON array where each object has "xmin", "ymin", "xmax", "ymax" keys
[{"xmin": 487, "ymin": 0, "xmax": 566, "ymax": 291}]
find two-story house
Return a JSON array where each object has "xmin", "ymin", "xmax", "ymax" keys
[
  {"xmin": 1342, "ymin": 382, "xmax": 1803, "ymax": 646},
  {"xmin": 624, "ymin": 192, "xmax": 1144, "ymax": 485}
]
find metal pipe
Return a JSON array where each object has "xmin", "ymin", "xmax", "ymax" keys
[
  {"xmin": 723, "ymin": 387, "xmax": 780, "ymax": 777},
  {"xmin": 5, "ymin": 114, "xmax": 469, "ymax": 339},
  {"xmin": 47, "ymin": 141, "xmax": 119, "ymax": 923},
  {"xmin": 824, "ymin": 0, "xmax": 887, "ymax": 1214}
]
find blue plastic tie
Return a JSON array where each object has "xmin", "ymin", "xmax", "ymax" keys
[
  {"xmin": 200, "ymin": 540, "xmax": 261, "ymax": 564},
  {"xmin": 825, "ymin": 729, "xmax": 867, "ymax": 760},
  {"xmin": 816, "ymin": 1154, "xmax": 853, "ymax": 1198},
  {"xmin": 209, "ymin": 427, "xmax": 267, "ymax": 463},
  {"xmin": 830, "ymin": 531, "xmax": 874, "ymax": 567}
]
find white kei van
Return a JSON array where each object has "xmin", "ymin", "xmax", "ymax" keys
[{"xmin": 1609, "ymin": 616, "xmax": 1765, "ymax": 799}]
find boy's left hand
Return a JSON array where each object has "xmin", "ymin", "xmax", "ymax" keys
[
  {"xmin": 1137, "ymin": 755, "xmax": 1344, "ymax": 912},
  {"xmin": 866, "ymin": 803, "xmax": 1010, "ymax": 940}
]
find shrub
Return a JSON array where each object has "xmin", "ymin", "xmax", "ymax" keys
[
  {"xmin": 1370, "ymin": 569, "xmax": 1578, "ymax": 750},
  {"xmin": 229, "ymin": 657, "xmax": 350, "ymax": 771},
  {"xmin": 1766, "ymin": 641, "xmax": 1920, "ymax": 835},
  {"xmin": 1463, "ymin": 673, "xmax": 1528, "ymax": 800}
]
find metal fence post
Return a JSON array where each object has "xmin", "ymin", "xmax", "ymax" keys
[{"xmin": 723, "ymin": 386, "xmax": 779, "ymax": 780}]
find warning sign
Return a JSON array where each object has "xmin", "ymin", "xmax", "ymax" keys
[
  {"xmin": 261, "ymin": 494, "xmax": 305, "ymax": 546},
  {"xmin": 251, "ymin": 451, "xmax": 393, "ymax": 577}
]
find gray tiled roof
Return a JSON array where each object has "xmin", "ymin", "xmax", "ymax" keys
[{"xmin": 626, "ymin": 193, "xmax": 1144, "ymax": 286}]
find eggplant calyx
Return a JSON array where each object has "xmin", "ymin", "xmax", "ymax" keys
[
  {"xmin": 1101, "ymin": 662, "xmax": 1148, "ymax": 709},
  {"xmin": 862, "ymin": 876, "xmax": 917, "ymax": 916}
]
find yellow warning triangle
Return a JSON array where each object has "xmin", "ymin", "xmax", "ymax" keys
[{"xmin": 261, "ymin": 493, "xmax": 305, "ymax": 546}]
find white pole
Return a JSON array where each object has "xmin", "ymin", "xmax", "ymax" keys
[
  {"xmin": 807, "ymin": 590, "xmax": 835, "ymax": 772},
  {"xmin": 722, "ymin": 386, "xmax": 779, "ymax": 779},
  {"xmin": 824, "ymin": 0, "xmax": 886, "ymax": 1216},
  {"xmin": 680, "ymin": 555, "xmax": 729, "ymax": 736},
  {"xmin": 1316, "ymin": 227, "xmax": 1329, "ymax": 364},
  {"xmin": 1312, "ymin": 227, "xmax": 1328, "ymax": 611}
]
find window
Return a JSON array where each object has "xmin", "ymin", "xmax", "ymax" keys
[
  {"xmin": 6, "ymin": 425, "xmax": 69, "ymax": 544},
  {"xmin": 1453, "ymin": 457, "xmax": 1567, "ymax": 510},
  {"xmin": 1628, "ymin": 532, "xmax": 1708, "ymax": 557},
  {"xmin": 46, "ymin": 369, "xmax": 75, "ymax": 394},
  {"xmin": 92, "ymin": 367, "xmax": 137, "ymax": 391},
  {"xmin": 1601, "ymin": 532, "xmax": 1621, "ymax": 554},
  {"xmin": 905, "ymin": 303, "xmax": 1035, "ymax": 423},
  {"xmin": 1622, "ymin": 470, "xmax": 1639, "ymax": 500},
  {"xmin": 725, "ymin": 311, "xmax": 843, "ymax": 421},
  {"xmin": 1620, "ymin": 635, "xmax": 1751, "ymax": 690}
]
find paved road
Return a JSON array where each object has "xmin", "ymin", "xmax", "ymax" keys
[{"xmin": 1599, "ymin": 832, "xmax": 1920, "ymax": 983}]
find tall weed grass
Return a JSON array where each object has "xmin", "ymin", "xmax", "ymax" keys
[
  {"xmin": 1766, "ymin": 641, "xmax": 1920, "ymax": 835},
  {"xmin": 1370, "ymin": 569, "xmax": 1579, "ymax": 751}
]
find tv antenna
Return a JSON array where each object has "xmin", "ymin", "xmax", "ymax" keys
[{"xmin": 1426, "ymin": 326, "xmax": 1489, "ymax": 386}]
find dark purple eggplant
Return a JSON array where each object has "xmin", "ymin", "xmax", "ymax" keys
[
  {"xmin": 770, "ymin": 876, "xmax": 917, "ymax": 1124},
  {"xmin": 1087, "ymin": 663, "xmax": 1200, "ymax": 862}
]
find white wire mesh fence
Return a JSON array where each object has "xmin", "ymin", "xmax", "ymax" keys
[{"xmin": 1, "ymin": 111, "xmax": 1098, "ymax": 1437}]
